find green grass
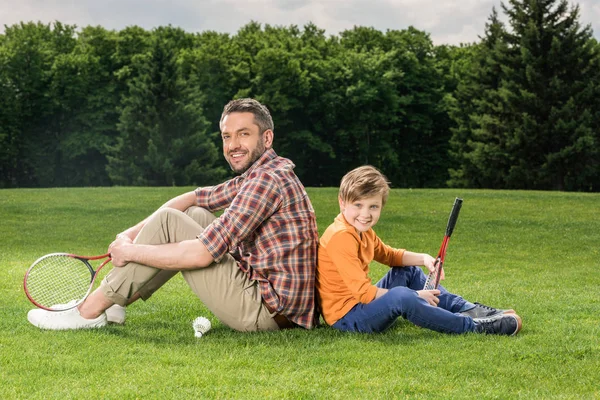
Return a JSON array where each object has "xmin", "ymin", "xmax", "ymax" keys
[{"xmin": 1, "ymin": 187, "xmax": 599, "ymax": 399}]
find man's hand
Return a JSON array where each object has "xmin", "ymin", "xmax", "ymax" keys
[
  {"xmin": 417, "ymin": 289, "xmax": 440, "ymax": 306},
  {"xmin": 108, "ymin": 235, "xmax": 133, "ymax": 267}
]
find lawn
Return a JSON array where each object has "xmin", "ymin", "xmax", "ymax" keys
[{"xmin": 1, "ymin": 187, "xmax": 598, "ymax": 399}]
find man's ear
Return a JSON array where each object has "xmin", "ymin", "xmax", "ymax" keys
[{"xmin": 263, "ymin": 129, "xmax": 274, "ymax": 148}]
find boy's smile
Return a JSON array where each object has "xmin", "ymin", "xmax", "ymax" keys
[{"xmin": 339, "ymin": 194, "xmax": 383, "ymax": 233}]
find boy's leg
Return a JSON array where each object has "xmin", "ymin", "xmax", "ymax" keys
[
  {"xmin": 375, "ymin": 266, "xmax": 472, "ymax": 313},
  {"xmin": 332, "ymin": 286, "xmax": 476, "ymax": 334}
]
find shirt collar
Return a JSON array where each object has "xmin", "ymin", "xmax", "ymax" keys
[
  {"xmin": 241, "ymin": 148, "xmax": 277, "ymax": 178},
  {"xmin": 335, "ymin": 212, "xmax": 366, "ymax": 240}
]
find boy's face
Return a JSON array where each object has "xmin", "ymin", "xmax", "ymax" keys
[{"xmin": 339, "ymin": 194, "xmax": 383, "ymax": 233}]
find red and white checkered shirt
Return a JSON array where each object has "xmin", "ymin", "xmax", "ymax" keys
[{"xmin": 195, "ymin": 149, "xmax": 319, "ymax": 328}]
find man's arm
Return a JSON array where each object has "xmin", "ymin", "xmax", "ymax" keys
[
  {"xmin": 110, "ymin": 239, "xmax": 214, "ymax": 270},
  {"xmin": 116, "ymin": 191, "xmax": 197, "ymax": 242}
]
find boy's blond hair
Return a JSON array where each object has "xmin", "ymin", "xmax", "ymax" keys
[{"xmin": 339, "ymin": 165, "xmax": 390, "ymax": 206}]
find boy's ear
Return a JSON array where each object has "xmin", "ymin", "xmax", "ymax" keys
[{"xmin": 338, "ymin": 196, "xmax": 346, "ymax": 211}]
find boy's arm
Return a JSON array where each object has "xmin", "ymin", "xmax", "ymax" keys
[
  {"xmin": 373, "ymin": 235, "xmax": 405, "ymax": 267},
  {"xmin": 372, "ymin": 235, "xmax": 436, "ymax": 273},
  {"xmin": 401, "ymin": 251, "xmax": 437, "ymax": 273}
]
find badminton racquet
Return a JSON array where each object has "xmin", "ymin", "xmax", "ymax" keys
[
  {"xmin": 423, "ymin": 198, "xmax": 463, "ymax": 290},
  {"xmin": 24, "ymin": 253, "xmax": 112, "ymax": 311}
]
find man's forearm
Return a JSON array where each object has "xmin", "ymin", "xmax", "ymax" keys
[
  {"xmin": 118, "ymin": 191, "xmax": 198, "ymax": 241},
  {"xmin": 122, "ymin": 239, "xmax": 214, "ymax": 270},
  {"xmin": 118, "ymin": 221, "xmax": 145, "ymax": 241}
]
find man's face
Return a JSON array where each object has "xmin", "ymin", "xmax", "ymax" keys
[{"xmin": 220, "ymin": 112, "xmax": 272, "ymax": 174}]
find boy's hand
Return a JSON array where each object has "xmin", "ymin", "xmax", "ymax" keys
[
  {"xmin": 423, "ymin": 253, "xmax": 445, "ymax": 281},
  {"xmin": 422, "ymin": 253, "xmax": 436, "ymax": 273},
  {"xmin": 417, "ymin": 289, "xmax": 440, "ymax": 306}
]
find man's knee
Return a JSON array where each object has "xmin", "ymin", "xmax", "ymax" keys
[
  {"xmin": 152, "ymin": 207, "xmax": 183, "ymax": 222},
  {"xmin": 184, "ymin": 206, "xmax": 217, "ymax": 228}
]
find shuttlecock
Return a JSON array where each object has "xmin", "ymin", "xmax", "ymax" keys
[{"xmin": 192, "ymin": 316, "xmax": 211, "ymax": 338}]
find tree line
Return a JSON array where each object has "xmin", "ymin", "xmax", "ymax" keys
[{"xmin": 1, "ymin": 0, "xmax": 599, "ymax": 191}]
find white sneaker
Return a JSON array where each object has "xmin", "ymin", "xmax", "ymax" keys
[
  {"xmin": 105, "ymin": 304, "xmax": 126, "ymax": 325},
  {"xmin": 27, "ymin": 306, "xmax": 107, "ymax": 330}
]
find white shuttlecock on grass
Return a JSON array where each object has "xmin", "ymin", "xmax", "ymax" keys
[{"xmin": 192, "ymin": 316, "xmax": 211, "ymax": 338}]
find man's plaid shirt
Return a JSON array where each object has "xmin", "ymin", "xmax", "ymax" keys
[{"xmin": 195, "ymin": 149, "xmax": 318, "ymax": 328}]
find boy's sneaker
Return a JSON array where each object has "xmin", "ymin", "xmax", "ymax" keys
[
  {"xmin": 105, "ymin": 304, "xmax": 126, "ymax": 325},
  {"xmin": 474, "ymin": 313, "xmax": 522, "ymax": 336},
  {"xmin": 27, "ymin": 306, "xmax": 107, "ymax": 330},
  {"xmin": 461, "ymin": 302, "xmax": 515, "ymax": 319}
]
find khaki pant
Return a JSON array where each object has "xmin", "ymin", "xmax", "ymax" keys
[{"xmin": 100, "ymin": 207, "xmax": 279, "ymax": 332}]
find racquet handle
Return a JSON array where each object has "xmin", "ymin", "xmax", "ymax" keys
[{"xmin": 445, "ymin": 198, "xmax": 463, "ymax": 237}]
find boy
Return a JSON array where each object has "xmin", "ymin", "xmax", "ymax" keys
[{"xmin": 316, "ymin": 165, "xmax": 522, "ymax": 335}]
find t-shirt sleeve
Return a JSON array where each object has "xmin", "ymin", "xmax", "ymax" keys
[{"xmin": 373, "ymin": 235, "xmax": 405, "ymax": 267}]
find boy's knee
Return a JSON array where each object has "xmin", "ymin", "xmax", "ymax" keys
[
  {"xmin": 388, "ymin": 287, "xmax": 422, "ymax": 311},
  {"xmin": 388, "ymin": 286, "xmax": 416, "ymax": 303}
]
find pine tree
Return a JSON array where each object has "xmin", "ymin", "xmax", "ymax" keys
[
  {"xmin": 450, "ymin": 0, "xmax": 600, "ymax": 190},
  {"xmin": 106, "ymin": 27, "xmax": 226, "ymax": 186}
]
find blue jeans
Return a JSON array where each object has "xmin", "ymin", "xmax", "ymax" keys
[{"xmin": 332, "ymin": 267, "xmax": 476, "ymax": 334}]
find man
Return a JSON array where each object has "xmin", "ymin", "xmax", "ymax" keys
[{"xmin": 28, "ymin": 98, "xmax": 319, "ymax": 331}]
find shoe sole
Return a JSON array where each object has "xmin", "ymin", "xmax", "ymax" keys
[
  {"xmin": 27, "ymin": 309, "xmax": 107, "ymax": 330},
  {"xmin": 509, "ymin": 314, "xmax": 522, "ymax": 336}
]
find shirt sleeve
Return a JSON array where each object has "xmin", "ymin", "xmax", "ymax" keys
[
  {"xmin": 326, "ymin": 231, "xmax": 378, "ymax": 304},
  {"xmin": 195, "ymin": 177, "xmax": 241, "ymax": 212},
  {"xmin": 198, "ymin": 171, "xmax": 282, "ymax": 262},
  {"xmin": 373, "ymin": 235, "xmax": 405, "ymax": 267}
]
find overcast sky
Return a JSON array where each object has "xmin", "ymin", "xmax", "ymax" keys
[{"xmin": 1, "ymin": 0, "xmax": 599, "ymax": 45}]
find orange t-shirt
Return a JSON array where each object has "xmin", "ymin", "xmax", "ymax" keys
[{"xmin": 316, "ymin": 214, "xmax": 405, "ymax": 325}]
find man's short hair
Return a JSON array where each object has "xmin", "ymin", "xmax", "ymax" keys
[
  {"xmin": 221, "ymin": 98, "xmax": 274, "ymax": 134},
  {"xmin": 339, "ymin": 165, "xmax": 390, "ymax": 206}
]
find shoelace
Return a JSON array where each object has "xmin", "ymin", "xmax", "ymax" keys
[{"xmin": 474, "ymin": 302, "xmax": 497, "ymax": 311}]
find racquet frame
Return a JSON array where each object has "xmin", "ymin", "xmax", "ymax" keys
[
  {"xmin": 423, "ymin": 198, "xmax": 463, "ymax": 290},
  {"xmin": 23, "ymin": 252, "xmax": 111, "ymax": 311}
]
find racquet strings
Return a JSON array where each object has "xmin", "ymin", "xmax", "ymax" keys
[
  {"xmin": 423, "ymin": 236, "xmax": 449, "ymax": 290},
  {"xmin": 26, "ymin": 255, "xmax": 93, "ymax": 309},
  {"xmin": 423, "ymin": 261, "xmax": 441, "ymax": 290}
]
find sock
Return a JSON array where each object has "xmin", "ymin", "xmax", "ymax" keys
[{"xmin": 459, "ymin": 301, "xmax": 476, "ymax": 312}]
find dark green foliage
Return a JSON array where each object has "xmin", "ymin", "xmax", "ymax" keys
[
  {"xmin": 1, "ymin": 8, "xmax": 599, "ymax": 190},
  {"xmin": 449, "ymin": 0, "xmax": 600, "ymax": 190},
  {"xmin": 106, "ymin": 26, "xmax": 226, "ymax": 186}
]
